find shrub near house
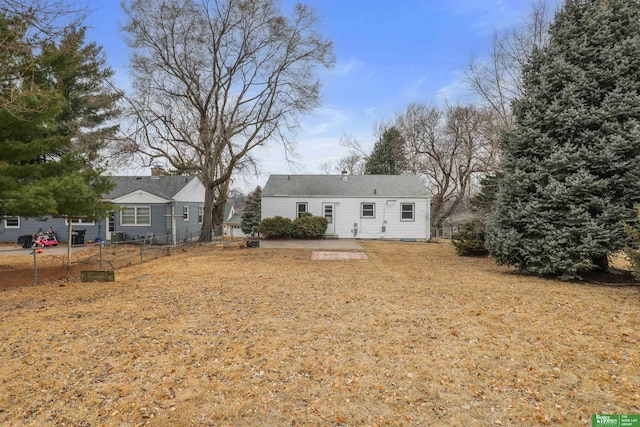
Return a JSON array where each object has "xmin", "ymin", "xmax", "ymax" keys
[{"xmin": 259, "ymin": 213, "xmax": 327, "ymax": 239}]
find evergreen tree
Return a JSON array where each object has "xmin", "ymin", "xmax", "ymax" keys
[
  {"xmin": 364, "ymin": 127, "xmax": 404, "ymax": 175},
  {"xmin": 485, "ymin": 0, "xmax": 640, "ymax": 279},
  {"xmin": 241, "ymin": 186, "xmax": 262, "ymax": 235},
  {"xmin": 39, "ymin": 27, "xmax": 121, "ymax": 164},
  {"xmin": 0, "ymin": 17, "xmax": 117, "ymax": 220}
]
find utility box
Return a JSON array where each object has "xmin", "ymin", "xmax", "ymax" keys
[{"xmin": 112, "ymin": 231, "xmax": 125, "ymax": 242}]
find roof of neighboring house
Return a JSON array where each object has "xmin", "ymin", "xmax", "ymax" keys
[
  {"xmin": 224, "ymin": 212, "xmax": 243, "ymax": 225},
  {"xmin": 104, "ymin": 176, "xmax": 198, "ymax": 200},
  {"xmin": 263, "ymin": 174, "xmax": 430, "ymax": 198}
]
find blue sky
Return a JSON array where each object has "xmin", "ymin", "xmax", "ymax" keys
[{"xmin": 84, "ymin": 0, "xmax": 560, "ymax": 191}]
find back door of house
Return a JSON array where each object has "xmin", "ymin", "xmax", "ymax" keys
[{"xmin": 323, "ymin": 203, "xmax": 335, "ymax": 235}]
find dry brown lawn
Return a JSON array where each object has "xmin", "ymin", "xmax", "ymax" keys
[{"xmin": 1, "ymin": 241, "xmax": 639, "ymax": 426}]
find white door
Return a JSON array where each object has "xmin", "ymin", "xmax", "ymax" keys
[
  {"xmin": 105, "ymin": 212, "xmax": 114, "ymax": 241},
  {"xmin": 323, "ymin": 203, "xmax": 335, "ymax": 235}
]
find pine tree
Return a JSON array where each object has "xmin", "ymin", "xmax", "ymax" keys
[
  {"xmin": 364, "ymin": 127, "xmax": 404, "ymax": 175},
  {"xmin": 0, "ymin": 19, "xmax": 117, "ymax": 220},
  {"xmin": 241, "ymin": 186, "xmax": 262, "ymax": 236},
  {"xmin": 485, "ymin": 0, "xmax": 640, "ymax": 279}
]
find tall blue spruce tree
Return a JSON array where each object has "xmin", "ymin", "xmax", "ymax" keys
[{"xmin": 485, "ymin": 0, "xmax": 640, "ymax": 279}]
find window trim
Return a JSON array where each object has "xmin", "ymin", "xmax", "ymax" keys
[
  {"xmin": 120, "ymin": 206, "xmax": 152, "ymax": 226},
  {"xmin": 296, "ymin": 202, "xmax": 308, "ymax": 219},
  {"xmin": 361, "ymin": 202, "xmax": 375, "ymax": 219},
  {"xmin": 400, "ymin": 203, "xmax": 415, "ymax": 221},
  {"xmin": 323, "ymin": 203, "xmax": 333, "ymax": 224},
  {"xmin": 65, "ymin": 218, "xmax": 96, "ymax": 226},
  {"xmin": 183, "ymin": 205, "xmax": 189, "ymax": 221},
  {"xmin": 198, "ymin": 206, "xmax": 204, "ymax": 224},
  {"xmin": 3, "ymin": 216, "xmax": 20, "ymax": 228}
]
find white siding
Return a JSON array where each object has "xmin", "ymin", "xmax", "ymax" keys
[
  {"xmin": 262, "ymin": 196, "xmax": 430, "ymax": 240},
  {"xmin": 174, "ymin": 178, "xmax": 206, "ymax": 203}
]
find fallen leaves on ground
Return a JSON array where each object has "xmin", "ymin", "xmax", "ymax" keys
[{"xmin": 0, "ymin": 241, "xmax": 638, "ymax": 426}]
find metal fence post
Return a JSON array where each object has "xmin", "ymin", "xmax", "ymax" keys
[
  {"xmin": 99, "ymin": 241, "xmax": 103, "ymax": 270},
  {"xmin": 33, "ymin": 248, "xmax": 38, "ymax": 285},
  {"xmin": 140, "ymin": 243, "xmax": 143, "ymax": 264}
]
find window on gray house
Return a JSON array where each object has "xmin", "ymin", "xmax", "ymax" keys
[
  {"xmin": 121, "ymin": 206, "xmax": 151, "ymax": 226},
  {"xmin": 4, "ymin": 216, "xmax": 20, "ymax": 228}
]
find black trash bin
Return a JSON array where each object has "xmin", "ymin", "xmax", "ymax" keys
[
  {"xmin": 71, "ymin": 229, "xmax": 86, "ymax": 245},
  {"xmin": 18, "ymin": 234, "xmax": 34, "ymax": 249}
]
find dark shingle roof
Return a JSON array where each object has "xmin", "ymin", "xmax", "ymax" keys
[
  {"xmin": 263, "ymin": 174, "xmax": 429, "ymax": 198},
  {"xmin": 104, "ymin": 176, "xmax": 197, "ymax": 200}
]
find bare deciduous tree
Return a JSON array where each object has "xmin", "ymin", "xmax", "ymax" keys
[
  {"xmin": 118, "ymin": 0, "xmax": 334, "ymax": 237},
  {"xmin": 466, "ymin": 0, "xmax": 553, "ymax": 132},
  {"xmin": 395, "ymin": 103, "xmax": 499, "ymax": 228}
]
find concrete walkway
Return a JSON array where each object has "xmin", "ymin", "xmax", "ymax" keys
[{"xmin": 259, "ymin": 239, "xmax": 363, "ymax": 250}]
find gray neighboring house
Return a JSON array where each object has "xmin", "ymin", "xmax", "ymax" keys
[
  {"xmin": 261, "ymin": 173, "xmax": 431, "ymax": 240},
  {"xmin": 0, "ymin": 175, "xmax": 206, "ymax": 244}
]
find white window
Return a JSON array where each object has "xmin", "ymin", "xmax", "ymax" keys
[
  {"xmin": 4, "ymin": 216, "xmax": 20, "ymax": 228},
  {"xmin": 183, "ymin": 206, "xmax": 189, "ymax": 221},
  {"xmin": 361, "ymin": 203, "xmax": 375, "ymax": 218},
  {"xmin": 120, "ymin": 206, "xmax": 151, "ymax": 226},
  {"xmin": 401, "ymin": 203, "xmax": 415, "ymax": 221},
  {"xmin": 65, "ymin": 218, "xmax": 95, "ymax": 226},
  {"xmin": 296, "ymin": 202, "xmax": 308, "ymax": 218},
  {"xmin": 198, "ymin": 206, "xmax": 204, "ymax": 224},
  {"xmin": 323, "ymin": 204, "xmax": 333, "ymax": 224}
]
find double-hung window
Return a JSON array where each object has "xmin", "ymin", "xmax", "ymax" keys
[
  {"xmin": 401, "ymin": 203, "xmax": 415, "ymax": 221},
  {"xmin": 183, "ymin": 206, "xmax": 189, "ymax": 221},
  {"xmin": 121, "ymin": 206, "xmax": 151, "ymax": 226},
  {"xmin": 361, "ymin": 203, "xmax": 375, "ymax": 218},
  {"xmin": 4, "ymin": 216, "xmax": 20, "ymax": 228},
  {"xmin": 198, "ymin": 206, "xmax": 204, "ymax": 224},
  {"xmin": 296, "ymin": 202, "xmax": 308, "ymax": 218}
]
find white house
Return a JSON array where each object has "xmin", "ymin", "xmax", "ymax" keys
[
  {"xmin": 222, "ymin": 203, "xmax": 248, "ymax": 238},
  {"xmin": 261, "ymin": 173, "xmax": 431, "ymax": 240}
]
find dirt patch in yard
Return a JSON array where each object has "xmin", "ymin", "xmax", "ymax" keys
[
  {"xmin": 311, "ymin": 251, "xmax": 368, "ymax": 260},
  {"xmin": 0, "ymin": 241, "xmax": 639, "ymax": 426}
]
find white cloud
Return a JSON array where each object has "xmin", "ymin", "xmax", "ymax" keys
[
  {"xmin": 329, "ymin": 57, "xmax": 365, "ymax": 76},
  {"xmin": 435, "ymin": 71, "xmax": 474, "ymax": 105},
  {"xmin": 402, "ymin": 74, "xmax": 431, "ymax": 99}
]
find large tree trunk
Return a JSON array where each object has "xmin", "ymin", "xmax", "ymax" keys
[{"xmin": 201, "ymin": 185, "xmax": 215, "ymax": 242}]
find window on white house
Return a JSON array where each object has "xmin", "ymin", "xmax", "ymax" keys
[
  {"xmin": 198, "ymin": 206, "xmax": 204, "ymax": 224},
  {"xmin": 361, "ymin": 203, "xmax": 375, "ymax": 218},
  {"xmin": 183, "ymin": 206, "xmax": 189, "ymax": 221},
  {"xmin": 296, "ymin": 202, "xmax": 308, "ymax": 218},
  {"xmin": 4, "ymin": 216, "xmax": 20, "ymax": 228},
  {"xmin": 121, "ymin": 206, "xmax": 151, "ymax": 226},
  {"xmin": 401, "ymin": 203, "xmax": 415, "ymax": 221}
]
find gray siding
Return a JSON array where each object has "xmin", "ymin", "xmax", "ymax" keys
[
  {"xmin": 175, "ymin": 202, "xmax": 204, "ymax": 241},
  {"xmin": 0, "ymin": 217, "xmax": 102, "ymax": 243},
  {"xmin": 114, "ymin": 203, "xmax": 170, "ymax": 242}
]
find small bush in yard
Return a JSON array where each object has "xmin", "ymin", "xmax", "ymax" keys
[
  {"xmin": 452, "ymin": 218, "xmax": 488, "ymax": 256},
  {"xmin": 258, "ymin": 216, "xmax": 294, "ymax": 238},
  {"xmin": 293, "ymin": 213, "xmax": 328, "ymax": 239}
]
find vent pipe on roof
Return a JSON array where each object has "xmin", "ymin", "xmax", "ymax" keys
[{"xmin": 341, "ymin": 170, "xmax": 348, "ymax": 182}]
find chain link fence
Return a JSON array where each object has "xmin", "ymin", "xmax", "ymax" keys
[{"xmin": 0, "ymin": 231, "xmax": 230, "ymax": 290}]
